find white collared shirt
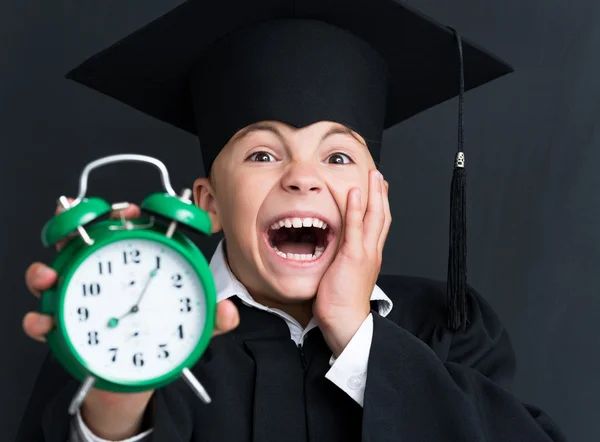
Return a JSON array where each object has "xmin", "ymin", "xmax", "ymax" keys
[{"xmin": 74, "ymin": 239, "xmax": 394, "ymax": 442}]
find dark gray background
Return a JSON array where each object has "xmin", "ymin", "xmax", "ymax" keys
[{"xmin": 1, "ymin": 0, "xmax": 597, "ymax": 441}]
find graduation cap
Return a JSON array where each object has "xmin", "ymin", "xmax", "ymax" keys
[{"xmin": 65, "ymin": 0, "xmax": 513, "ymax": 331}]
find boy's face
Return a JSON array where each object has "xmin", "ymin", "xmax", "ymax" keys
[{"xmin": 194, "ymin": 120, "xmax": 376, "ymax": 307}]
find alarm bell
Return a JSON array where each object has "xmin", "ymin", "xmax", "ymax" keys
[
  {"xmin": 140, "ymin": 190, "xmax": 213, "ymax": 238},
  {"xmin": 41, "ymin": 197, "xmax": 112, "ymax": 247}
]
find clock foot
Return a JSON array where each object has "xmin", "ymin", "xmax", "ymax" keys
[
  {"xmin": 165, "ymin": 189, "xmax": 192, "ymax": 238},
  {"xmin": 181, "ymin": 367, "xmax": 211, "ymax": 404},
  {"xmin": 68, "ymin": 375, "xmax": 96, "ymax": 415}
]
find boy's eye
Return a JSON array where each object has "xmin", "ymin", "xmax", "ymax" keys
[
  {"xmin": 326, "ymin": 153, "xmax": 352, "ymax": 165},
  {"xmin": 247, "ymin": 151, "xmax": 276, "ymax": 162}
]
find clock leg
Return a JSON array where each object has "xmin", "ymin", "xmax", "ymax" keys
[
  {"xmin": 68, "ymin": 375, "xmax": 96, "ymax": 415},
  {"xmin": 165, "ymin": 189, "xmax": 192, "ymax": 238},
  {"xmin": 181, "ymin": 367, "xmax": 212, "ymax": 404}
]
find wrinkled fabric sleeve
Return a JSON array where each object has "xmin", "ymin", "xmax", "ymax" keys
[
  {"xmin": 360, "ymin": 288, "xmax": 569, "ymax": 442},
  {"xmin": 325, "ymin": 313, "xmax": 373, "ymax": 406}
]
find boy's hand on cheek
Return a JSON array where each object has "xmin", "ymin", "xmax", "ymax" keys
[{"xmin": 314, "ymin": 170, "xmax": 391, "ymax": 357}]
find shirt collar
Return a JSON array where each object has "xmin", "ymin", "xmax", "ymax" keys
[{"xmin": 209, "ymin": 239, "xmax": 394, "ymax": 317}]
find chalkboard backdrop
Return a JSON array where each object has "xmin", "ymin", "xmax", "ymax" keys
[{"xmin": 1, "ymin": 1, "xmax": 597, "ymax": 441}]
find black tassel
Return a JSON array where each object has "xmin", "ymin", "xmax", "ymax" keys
[
  {"xmin": 447, "ymin": 161, "xmax": 468, "ymax": 330},
  {"xmin": 446, "ymin": 28, "xmax": 469, "ymax": 331}
]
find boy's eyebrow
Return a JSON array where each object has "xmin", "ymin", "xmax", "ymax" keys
[
  {"xmin": 231, "ymin": 122, "xmax": 283, "ymax": 143},
  {"xmin": 320, "ymin": 126, "xmax": 367, "ymax": 147}
]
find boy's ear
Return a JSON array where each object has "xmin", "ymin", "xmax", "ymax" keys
[{"xmin": 193, "ymin": 177, "xmax": 222, "ymax": 234}]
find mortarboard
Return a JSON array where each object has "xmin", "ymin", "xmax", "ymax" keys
[{"xmin": 65, "ymin": 0, "xmax": 514, "ymax": 331}]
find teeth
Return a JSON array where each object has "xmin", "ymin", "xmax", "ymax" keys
[
  {"xmin": 269, "ymin": 216, "xmax": 330, "ymax": 230},
  {"xmin": 271, "ymin": 246, "xmax": 326, "ymax": 261}
]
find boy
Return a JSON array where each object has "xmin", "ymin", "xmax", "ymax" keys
[{"xmin": 17, "ymin": 1, "xmax": 569, "ymax": 441}]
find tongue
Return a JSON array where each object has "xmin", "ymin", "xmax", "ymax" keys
[{"xmin": 276, "ymin": 241, "xmax": 315, "ymax": 255}]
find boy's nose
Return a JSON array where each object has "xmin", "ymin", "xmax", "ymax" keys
[{"xmin": 281, "ymin": 165, "xmax": 322, "ymax": 194}]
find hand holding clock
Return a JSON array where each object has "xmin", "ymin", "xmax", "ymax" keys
[{"xmin": 22, "ymin": 201, "xmax": 240, "ymax": 440}]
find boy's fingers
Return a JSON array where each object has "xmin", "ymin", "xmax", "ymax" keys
[
  {"xmin": 55, "ymin": 197, "xmax": 75, "ymax": 215},
  {"xmin": 342, "ymin": 187, "xmax": 364, "ymax": 254},
  {"xmin": 212, "ymin": 299, "xmax": 240, "ymax": 337},
  {"xmin": 363, "ymin": 170, "xmax": 385, "ymax": 251},
  {"xmin": 109, "ymin": 203, "xmax": 142, "ymax": 220},
  {"xmin": 56, "ymin": 234, "xmax": 78, "ymax": 252},
  {"xmin": 378, "ymin": 180, "xmax": 392, "ymax": 253},
  {"xmin": 22, "ymin": 312, "xmax": 53, "ymax": 343},
  {"xmin": 25, "ymin": 263, "xmax": 57, "ymax": 298}
]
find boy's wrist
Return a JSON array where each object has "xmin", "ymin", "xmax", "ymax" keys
[
  {"xmin": 81, "ymin": 407, "xmax": 145, "ymax": 440},
  {"xmin": 319, "ymin": 311, "xmax": 370, "ymax": 357},
  {"xmin": 80, "ymin": 391, "xmax": 154, "ymax": 440}
]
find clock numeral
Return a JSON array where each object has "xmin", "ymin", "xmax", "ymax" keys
[
  {"xmin": 123, "ymin": 249, "xmax": 141, "ymax": 265},
  {"xmin": 77, "ymin": 307, "xmax": 89, "ymax": 321},
  {"xmin": 179, "ymin": 297, "xmax": 192, "ymax": 313},
  {"xmin": 133, "ymin": 352, "xmax": 144, "ymax": 367},
  {"xmin": 172, "ymin": 273, "xmax": 183, "ymax": 289},
  {"xmin": 177, "ymin": 324, "xmax": 184, "ymax": 340},
  {"xmin": 109, "ymin": 347, "xmax": 118, "ymax": 362},
  {"xmin": 158, "ymin": 344, "xmax": 170, "ymax": 359},
  {"xmin": 82, "ymin": 283, "xmax": 101, "ymax": 297},
  {"xmin": 98, "ymin": 261, "xmax": 112, "ymax": 275},
  {"xmin": 155, "ymin": 256, "xmax": 161, "ymax": 269},
  {"xmin": 87, "ymin": 331, "xmax": 99, "ymax": 346}
]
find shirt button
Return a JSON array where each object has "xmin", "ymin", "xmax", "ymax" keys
[{"xmin": 347, "ymin": 375, "xmax": 363, "ymax": 390}]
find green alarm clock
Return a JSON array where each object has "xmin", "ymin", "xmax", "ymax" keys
[{"xmin": 39, "ymin": 154, "xmax": 217, "ymax": 415}]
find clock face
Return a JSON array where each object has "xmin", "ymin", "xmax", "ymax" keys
[{"xmin": 61, "ymin": 238, "xmax": 207, "ymax": 384}]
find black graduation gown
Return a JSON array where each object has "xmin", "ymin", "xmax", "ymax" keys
[{"xmin": 16, "ymin": 274, "xmax": 569, "ymax": 442}]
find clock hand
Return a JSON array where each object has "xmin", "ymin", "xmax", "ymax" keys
[
  {"xmin": 132, "ymin": 268, "xmax": 157, "ymax": 307},
  {"xmin": 107, "ymin": 269, "xmax": 157, "ymax": 328},
  {"xmin": 107, "ymin": 304, "xmax": 138, "ymax": 328}
]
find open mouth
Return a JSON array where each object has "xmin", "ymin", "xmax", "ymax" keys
[{"xmin": 266, "ymin": 217, "xmax": 332, "ymax": 261}]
